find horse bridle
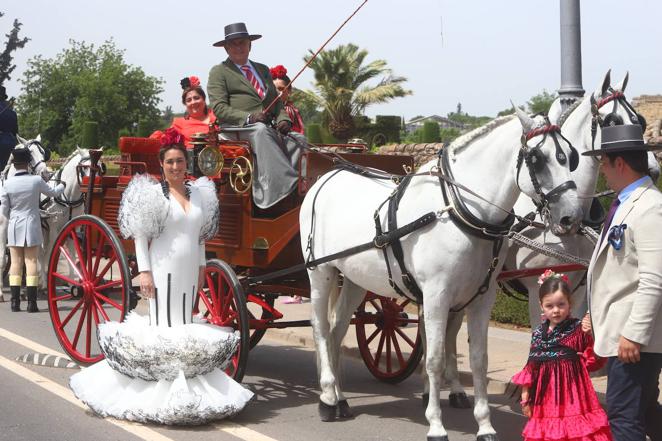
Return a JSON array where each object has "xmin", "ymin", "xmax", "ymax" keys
[
  {"xmin": 516, "ymin": 119, "xmax": 579, "ymax": 217},
  {"xmin": 23, "ymin": 140, "xmax": 51, "ymax": 175},
  {"xmin": 590, "ymin": 89, "xmax": 647, "ymax": 152}
]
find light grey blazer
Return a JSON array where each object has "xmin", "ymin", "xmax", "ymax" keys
[
  {"xmin": 0, "ymin": 172, "xmax": 64, "ymax": 247},
  {"xmin": 587, "ymin": 181, "xmax": 662, "ymax": 357}
]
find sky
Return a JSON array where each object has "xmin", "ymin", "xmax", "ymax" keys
[{"xmin": 2, "ymin": 0, "xmax": 661, "ymax": 121}]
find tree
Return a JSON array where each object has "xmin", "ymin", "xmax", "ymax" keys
[
  {"xmin": 303, "ymin": 43, "xmax": 411, "ymax": 141},
  {"xmin": 527, "ymin": 89, "xmax": 556, "ymax": 115},
  {"xmin": 422, "ymin": 121, "xmax": 440, "ymax": 142},
  {"xmin": 16, "ymin": 39, "xmax": 163, "ymax": 153},
  {"xmin": 0, "ymin": 11, "xmax": 30, "ymax": 86}
]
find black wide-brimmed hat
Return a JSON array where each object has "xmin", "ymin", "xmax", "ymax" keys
[
  {"xmin": 582, "ymin": 124, "xmax": 659, "ymax": 156},
  {"xmin": 11, "ymin": 147, "xmax": 31, "ymax": 164},
  {"xmin": 212, "ymin": 23, "xmax": 262, "ymax": 47}
]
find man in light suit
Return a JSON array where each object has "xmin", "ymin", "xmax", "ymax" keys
[
  {"xmin": 207, "ymin": 22, "xmax": 304, "ymax": 210},
  {"xmin": 585, "ymin": 124, "xmax": 662, "ymax": 440}
]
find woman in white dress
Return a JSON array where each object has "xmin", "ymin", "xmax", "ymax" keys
[{"xmin": 70, "ymin": 131, "xmax": 253, "ymax": 424}]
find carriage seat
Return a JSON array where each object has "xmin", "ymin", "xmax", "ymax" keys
[{"xmin": 118, "ymin": 137, "xmax": 162, "ymax": 176}]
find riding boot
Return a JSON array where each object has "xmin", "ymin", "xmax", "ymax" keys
[
  {"xmin": 10, "ymin": 285, "xmax": 21, "ymax": 312},
  {"xmin": 26, "ymin": 286, "xmax": 39, "ymax": 313}
]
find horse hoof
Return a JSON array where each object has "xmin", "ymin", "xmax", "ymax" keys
[
  {"xmin": 337, "ymin": 399, "xmax": 354, "ymax": 419},
  {"xmin": 449, "ymin": 392, "xmax": 472, "ymax": 409},
  {"xmin": 476, "ymin": 434, "xmax": 499, "ymax": 441},
  {"xmin": 318, "ymin": 399, "xmax": 337, "ymax": 422},
  {"xmin": 427, "ymin": 436, "xmax": 449, "ymax": 441},
  {"xmin": 422, "ymin": 393, "xmax": 429, "ymax": 407}
]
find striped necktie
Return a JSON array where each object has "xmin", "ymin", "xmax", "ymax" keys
[{"xmin": 241, "ymin": 65, "xmax": 265, "ymax": 99}]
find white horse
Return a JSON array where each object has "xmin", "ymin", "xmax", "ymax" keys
[
  {"xmin": 441, "ymin": 71, "xmax": 662, "ymax": 408},
  {"xmin": 300, "ymin": 107, "xmax": 583, "ymax": 440},
  {"xmin": 38, "ymin": 148, "xmax": 92, "ymax": 290},
  {"xmin": 0, "ymin": 136, "xmax": 52, "ymax": 300}
]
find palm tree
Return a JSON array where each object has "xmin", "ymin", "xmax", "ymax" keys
[{"xmin": 303, "ymin": 43, "xmax": 411, "ymax": 141}]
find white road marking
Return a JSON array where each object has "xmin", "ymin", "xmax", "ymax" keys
[
  {"xmin": 0, "ymin": 355, "xmax": 175, "ymax": 441},
  {"xmin": 0, "ymin": 327, "xmax": 282, "ymax": 441},
  {"xmin": 0, "ymin": 327, "xmax": 69, "ymax": 358}
]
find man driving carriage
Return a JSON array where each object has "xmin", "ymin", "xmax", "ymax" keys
[{"xmin": 207, "ymin": 22, "xmax": 306, "ymax": 209}]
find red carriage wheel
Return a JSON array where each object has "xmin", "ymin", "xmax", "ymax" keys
[
  {"xmin": 195, "ymin": 259, "xmax": 250, "ymax": 382},
  {"xmin": 48, "ymin": 215, "xmax": 130, "ymax": 365},
  {"xmin": 355, "ymin": 292, "xmax": 423, "ymax": 383}
]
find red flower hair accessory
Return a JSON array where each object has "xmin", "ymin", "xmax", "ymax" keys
[
  {"xmin": 161, "ymin": 127, "xmax": 184, "ymax": 146},
  {"xmin": 180, "ymin": 75, "xmax": 201, "ymax": 90},
  {"xmin": 270, "ymin": 65, "xmax": 287, "ymax": 80},
  {"xmin": 537, "ymin": 269, "xmax": 570, "ymax": 286}
]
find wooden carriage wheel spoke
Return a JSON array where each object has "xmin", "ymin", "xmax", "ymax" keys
[
  {"xmin": 366, "ymin": 327, "xmax": 381, "ymax": 345},
  {"xmin": 373, "ymin": 331, "xmax": 386, "ymax": 366},
  {"xmin": 92, "ymin": 231, "xmax": 107, "ymax": 276},
  {"xmin": 60, "ymin": 297, "xmax": 85, "ymax": 329},
  {"xmin": 95, "ymin": 279, "xmax": 122, "ymax": 292},
  {"xmin": 52, "ymin": 272, "xmax": 82, "ymax": 287},
  {"xmin": 368, "ymin": 298, "xmax": 383, "ymax": 312},
  {"xmin": 198, "ymin": 291, "xmax": 214, "ymax": 316},
  {"xmin": 85, "ymin": 303, "xmax": 93, "ymax": 357},
  {"xmin": 393, "ymin": 326, "xmax": 416, "ymax": 348},
  {"xmin": 93, "ymin": 255, "xmax": 117, "ymax": 284},
  {"xmin": 92, "ymin": 296, "xmax": 110, "ymax": 322},
  {"xmin": 70, "ymin": 230, "xmax": 90, "ymax": 280},
  {"xmin": 51, "ymin": 293, "xmax": 73, "ymax": 302},
  {"xmin": 399, "ymin": 299, "xmax": 411, "ymax": 309},
  {"xmin": 71, "ymin": 304, "xmax": 89, "ymax": 350},
  {"xmin": 94, "ymin": 291, "xmax": 122, "ymax": 311},
  {"xmin": 86, "ymin": 224, "xmax": 93, "ymax": 276},
  {"xmin": 59, "ymin": 245, "xmax": 84, "ymax": 280},
  {"xmin": 91, "ymin": 300, "xmax": 101, "ymax": 325},
  {"xmin": 390, "ymin": 329, "xmax": 406, "ymax": 367},
  {"xmin": 385, "ymin": 329, "xmax": 392, "ymax": 373}
]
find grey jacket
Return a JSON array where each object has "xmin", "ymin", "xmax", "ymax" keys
[{"xmin": 0, "ymin": 172, "xmax": 64, "ymax": 246}]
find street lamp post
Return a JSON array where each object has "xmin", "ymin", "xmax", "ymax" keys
[{"xmin": 558, "ymin": 0, "xmax": 585, "ymax": 110}]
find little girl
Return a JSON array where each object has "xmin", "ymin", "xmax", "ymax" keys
[{"xmin": 512, "ymin": 269, "xmax": 612, "ymax": 441}]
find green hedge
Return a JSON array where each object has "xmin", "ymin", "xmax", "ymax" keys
[{"xmin": 490, "ymin": 290, "xmax": 531, "ymax": 327}]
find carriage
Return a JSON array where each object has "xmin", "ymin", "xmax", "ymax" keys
[{"xmin": 46, "ymin": 126, "xmax": 427, "ymax": 383}]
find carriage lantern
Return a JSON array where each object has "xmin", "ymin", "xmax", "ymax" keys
[{"xmin": 188, "ymin": 132, "xmax": 224, "ymax": 178}]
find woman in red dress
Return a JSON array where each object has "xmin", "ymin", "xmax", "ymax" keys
[
  {"xmin": 152, "ymin": 76, "xmax": 217, "ymax": 148},
  {"xmin": 513, "ymin": 270, "xmax": 612, "ymax": 441},
  {"xmin": 270, "ymin": 65, "xmax": 304, "ymax": 135}
]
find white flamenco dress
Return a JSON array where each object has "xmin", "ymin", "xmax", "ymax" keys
[{"xmin": 70, "ymin": 175, "xmax": 253, "ymax": 425}]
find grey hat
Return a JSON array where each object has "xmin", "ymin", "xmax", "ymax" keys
[
  {"xmin": 582, "ymin": 124, "xmax": 659, "ymax": 156},
  {"xmin": 212, "ymin": 23, "xmax": 262, "ymax": 47}
]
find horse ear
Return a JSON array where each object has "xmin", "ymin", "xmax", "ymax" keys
[
  {"xmin": 36, "ymin": 134, "xmax": 42, "ymax": 143},
  {"xmin": 614, "ymin": 71, "xmax": 629, "ymax": 93},
  {"xmin": 512, "ymin": 100, "xmax": 535, "ymax": 133},
  {"xmin": 599, "ymin": 69, "xmax": 611, "ymax": 97}
]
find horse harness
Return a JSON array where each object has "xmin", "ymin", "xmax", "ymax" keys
[
  {"xmin": 590, "ymin": 89, "xmax": 647, "ymax": 152},
  {"xmin": 295, "ymin": 120, "xmax": 579, "ymax": 311}
]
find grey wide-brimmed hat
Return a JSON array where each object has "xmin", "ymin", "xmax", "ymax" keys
[
  {"xmin": 212, "ymin": 23, "xmax": 262, "ymax": 47},
  {"xmin": 582, "ymin": 124, "xmax": 660, "ymax": 156}
]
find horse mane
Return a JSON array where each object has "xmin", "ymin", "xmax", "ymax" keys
[
  {"xmin": 449, "ymin": 114, "xmax": 516, "ymax": 157},
  {"xmin": 556, "ymin": 98, "xmax": 584, "ymax": 127}
]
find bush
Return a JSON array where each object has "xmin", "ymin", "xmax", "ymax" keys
[
  {"xmin": 422, "ymin": 121, "xmax": 441, "ymax": 142},
  {"xmin": 490, "ymin": 290, "xmax": 530, "ymax": 327},
  {"xmin": 307, "ymin": 123, "xmax": 323, "ymax": 143}
]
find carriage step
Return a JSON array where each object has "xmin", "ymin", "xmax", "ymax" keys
[{"xmin": 16, "ymin": 353, "xmax": 79, "ymax": 369}]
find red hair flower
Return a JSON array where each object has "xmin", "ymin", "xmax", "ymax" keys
[
  {"xmin": 270, "ymin": 65, "xmax": 287, "ymax": 80},
  {"xmin": 180, "ymin": 75, "xmax": 201, "ymax": 90},
  {"xmin": 537, "ymin": 269, "xmax": 570, "ymax": 286},
  {"xmin": 161, "ymin": 127, "xmax": 184, "ymax": 146}
]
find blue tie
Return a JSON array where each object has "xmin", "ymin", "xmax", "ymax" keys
[{"xmin": 600, "ymin": 198, "xmax": 621, "ymax": 242}]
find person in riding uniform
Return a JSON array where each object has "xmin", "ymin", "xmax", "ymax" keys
[
  {"xmin": 207, "ymin": 22, "xmax": 306, "ymax": 209},
  {"xmin": 0, "ymin": 148, "xmax": 64, "ymax": 312},
  {"xmin": 0, "ymin": 86, "xmax": 18, "ymax": 171}
]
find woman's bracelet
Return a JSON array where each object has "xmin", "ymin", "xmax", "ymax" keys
[{"xmin": 520, "ymin": 399, "xmax": 530, "ymax": 406}]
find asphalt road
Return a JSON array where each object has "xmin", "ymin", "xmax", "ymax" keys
[{"xmin": 0, "ymin": 297, "xmax": 528, "ymax": 441}]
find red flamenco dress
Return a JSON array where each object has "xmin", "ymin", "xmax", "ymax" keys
[
  {"xmin": 150, "ymin": 109, "xmax": 217, "ymax": 149},
  {"xmin": 284, "ymin": 101, "xmax": 304, "ymax": 134},
  {"xmin": 512, "ymin": 318, "xmax": 612, "ymax": 441}
]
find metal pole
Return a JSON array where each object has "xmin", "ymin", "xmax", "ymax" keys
[{"xmin": 558, "ymin": 0, "xmax": 585, "ymax": 110}]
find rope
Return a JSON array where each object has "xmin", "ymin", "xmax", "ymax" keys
[
  {"xmin": 579, "ymin": 224, "xmax": 600, "ymax": 246},
  {"xmin": 508, "ymin": 231, "xmax": 590, "ymax": 266}
]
